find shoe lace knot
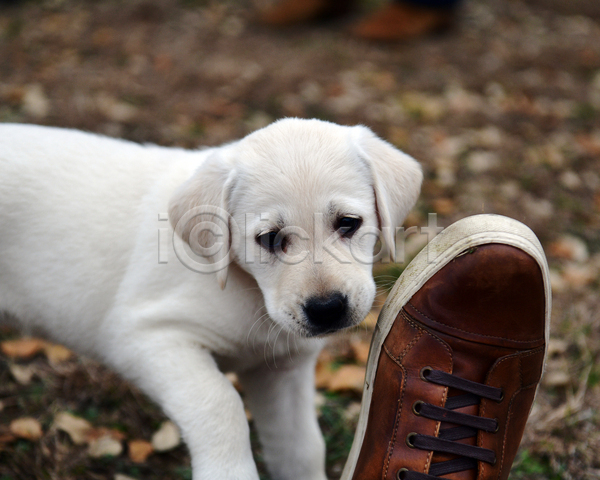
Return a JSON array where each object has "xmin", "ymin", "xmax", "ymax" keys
[{"xmin": 397, "ymin": 367, "xmax": 503, "ymax": 480}]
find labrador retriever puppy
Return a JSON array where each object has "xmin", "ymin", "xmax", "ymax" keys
[{"xmin": 0, "ymin": 118, "xmax": 422, "ymax": 480}]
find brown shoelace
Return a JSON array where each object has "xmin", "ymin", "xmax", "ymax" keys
[{"xmin": 397, "ymin": 367, "xmax": 503, "ymax": 479}]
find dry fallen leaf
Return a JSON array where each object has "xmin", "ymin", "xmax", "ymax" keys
[
  {"xmin": 432, "ymin": 197, "xmax": 456, "ymax": 215},
  {"xmin": 114, "ymin": 475, "xmax": 138, "ymax": 480},
  {"xmin": 52, "ymin": 412, "xmax": 93, "ymax": 445},
  {"xmin": 548, "ymin": 235, "xmax": 589, "ymax": 262},
  {"xmin": 315, "ymin": 361, "xmax": 335, "ymax": 389},
  {"xmin": 547, "ymin": 338, "xmax": 568, "ymax": 356},
  {"xmin": 128, "ymin": 439, "xmax": 154, "ymax": 463},
  {"xmin": 350, "ymin": 339, "xmax": 371, "ymax": 365},
  {"xmin": 327, "ymin": 365, "xmax": 366, "ymax": 393},
  {"xmin": 0, "ymin": 337, "xmax": 72, "ymax": 365},
  {"xmin": 8, "ymin": 363, "xmax": 36, "ymax": 385},
  {"xmin": 562, "ymin": 264, "xmax": 595, "ymax": 288},
  {"xmin": 315, "ymin": 349, "xmax": 336, "ymax": 389},
  {"xmin": 343, "ymin": 401, "xmax": 362, "ymax": 421},
  {"xmin": 10, "ymin": 417, "xmax": 43, "ymax": 441},
  {"xmin": 548, "ymin": 268, "xmax": 567, "ymax": 294},
  {"xmin": 43, "ymin": 343, "xmax": 73, "ymax": 365},
  {"xmin": 151, "ymin": 421, "xmax": 181, "ymax": 452},
  {"xmin": 88, "ymin": 435, "xmax": 123, "ymax": 458},
  {"xmin": 225, "ymin": 372, "xmax": 242, "ymax": 391},
  {"xmin": 543, "ymin": 370, "xmax": 571, "ymax": 388},
  {"xmin": 314, "ymin": 391, "xmax": 326, "ymax": 412},
  {"xmin": 21, "ymin": 83, "xmax": 50, "ymax": 119},
  {"xmin": 1, "ymin": 338, "xmax": 46, "ymax": 359}
]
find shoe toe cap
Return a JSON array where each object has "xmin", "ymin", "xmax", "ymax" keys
[{"xmin": 405, "ymin": 243, "xmax": 547, "ymax": 349}]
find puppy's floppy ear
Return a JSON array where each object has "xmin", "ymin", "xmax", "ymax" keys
[
  {"xmin": 351, "ymin": 125, "xmax": 423, "ymax": 262},
  {"xmin": 168, "ymin": 151, "xmax": 237, "ymax": 289}
]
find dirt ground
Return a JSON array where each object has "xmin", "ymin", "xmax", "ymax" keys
[{"xmin": 1, "ymin": 0, "xmax": 600, "ymax": 479}]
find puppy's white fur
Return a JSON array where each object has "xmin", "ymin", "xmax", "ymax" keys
[{"xmin": 0, "ymin": 119, "xmax": 421, "ymax": 480}]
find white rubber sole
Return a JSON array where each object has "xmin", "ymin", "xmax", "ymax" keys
[{"xmin": 340, "ymin": 214, "xmax": 552, "ymax": 480}]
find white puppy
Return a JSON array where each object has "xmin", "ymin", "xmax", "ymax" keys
[{"xmin": 0, "ymin": 118, "xmax": 421, "ymax": 480}]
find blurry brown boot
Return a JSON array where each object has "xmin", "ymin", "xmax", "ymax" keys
[
  {"xmin": 258, "ymin": 0, "xmax": 354, "ymax": 26},
  {"xmin": 352, "ymin": 2, "xmax": 454, "ymax": 41}
]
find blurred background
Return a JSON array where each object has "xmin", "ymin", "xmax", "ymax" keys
[{"xmin": 0, "ymin": 0, "xmax": 599, "ymax": 478}]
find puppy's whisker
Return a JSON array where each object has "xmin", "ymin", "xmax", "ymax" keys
[
  {"xmin": 267, "ymin": 321, "xmax": 279, "ymax": 348},
  {"xmin": 249, "ymin": 313, "xmax": 271, "ymax": 354},
  {"xmin": 246, "ymin": 309, "xmax": 268, "ymax": 347},
  {"xmin": 247, "ymin": 312, "xmax": 269, "ymax": 353},
  {"xmin": 252, "ymin": 306, "xmax": 269, "ymax": 326},
  {"xmin": 271, "ymin": 325, "xmax": 284, "ymax": 369},
  {"xmin": 286, "ymin": 330, "xmax": 294, "ymax": 362},
  {"xmin": 263, "ymin": 321, "xmax": 280, "ymax": 368},
  {"xmin": 264, "ymin": 325, "xmax": 277, "ymax": 371},
  {"xmin": 372, "ymin": 299, "xmax": 386, "ymax": 308},
  {"xmin": 373, "ymin": 275, "xmax": 400, "ymax": 289},
  {"xmin": 249, "ymin": 305, "xmax": 268, "ymax": 325}
]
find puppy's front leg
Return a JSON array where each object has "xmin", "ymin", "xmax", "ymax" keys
[
  {"xmin": 112, "ymin": 334, "xmax": 259, "ymax": 480},
  {"xmin": 239, "ymin": 353, "xmax": 327, "ymax": 480}
]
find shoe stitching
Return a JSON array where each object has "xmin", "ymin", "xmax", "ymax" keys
[
  {"xmin": 382, "ymin": 346, "xmax": 407, "ymax": 480},
  {"xmin": 483, "ymin": 351, "xmax": 522, "ymax": 387},
  {"xmin": 496, "ymin": 356, "xmax": 523, "ymax": 480},
  {"xmin": 497, "ymin": 386, "xmax": 515, "ymax": 480},
  {"xmin": 483, "ymin": 347, "xmax": 545, "ymax": 389},
  {"xmin": 393, "ymin": 312, "xmax": 452, "ymax": 477},
  {"xmin": 479, "ymin": 348, "xmax": 544, "ymax": 478},
  {"xmin": 391, "ymin": 312, "xmax": 424, "ymax": 362},
  {"xmin": 477, "ymin": 353, "xmax": 520, "ymax": 480},
  {"xmin": 407, "ymin": 301, "xmax": 545, "ymax": 344},
  {"xmin": 519, "ymin": 347, "xmax": 546, "ymax": 389},
  {"xmin": 498, "ymin": 381, "xmax": 537, "ymax": 480},
  {"xmin": 519, "ymin": 354, "xmax": 523, "ymax": 390},
  {"xmin": 401, "ymin": 310, "xmax": 453, "ymax": 368},
  {"xmin": 481, "ymin": 350, "xmax": 524, "ymax": 422},
  {"xmin": 384, "ymin": 342, "xmax": 407, "ymax": 370},
  {"xmin": 424, "ymin": 450, "xmax": 433, "ymax": 476},
  {"xmin": 383, "ymin": 312, "xmax": 452, "ymax": 478},
  {"xmin": 425, "ymin": 383, "xmax": 448, "ymax": 475},
  {"xmin": 478, "ymin": 354, "xmax": 510, "ymax": 475}
]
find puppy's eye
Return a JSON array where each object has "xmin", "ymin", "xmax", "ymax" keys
[
  {"xmin": 337, "ymin": 216, "xmax": 362, "ymax": 238},
  {"xmin": 256, "ymin": 231, "xmax": 285, "ymax": 252}
]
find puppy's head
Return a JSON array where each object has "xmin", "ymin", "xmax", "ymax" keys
[{"xmin": 169, "ymin": 119, "xmax": 422, "ymax": 337}]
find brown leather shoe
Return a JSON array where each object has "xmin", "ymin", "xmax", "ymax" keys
[
  {"xmin": 257, "ymin": 0, "xmax": 354, "ymax": 26},
  {"xmin": 351, "ymin": 2, "xmax": 454, "ymax": 42},
  {"xmin": 341, "ymin": 214, "xmax": 551, "ymax": 480}
]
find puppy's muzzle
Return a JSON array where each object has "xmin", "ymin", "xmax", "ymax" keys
[{"xmin": 303, "ymin": 292, "xmax": 350, "ymax": 336}]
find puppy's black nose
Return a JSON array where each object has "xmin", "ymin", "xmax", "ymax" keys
[{"xmin": 303, "ymin": 292, "xmax": 349, "ymax": 335}]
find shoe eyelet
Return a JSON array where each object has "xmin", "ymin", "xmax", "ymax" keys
[
  {"xmin": 496, "ymin": 390, "xmax": 505, "ymax": 403},
  {"xmin": 493, "ymin": 418, "xmax": 499, "ymax": 433},
  {"xmin": 419, "ymin": 366, "xmax": 433, "ymax": 381},
  {"xmin": 406, "ymin": 432, "xmax": 418, "ymax": 448},
  {"xmin": 396, "ymin": 468, "xmax": 409, "ymax": 479},
  {"xmin": 491, "ymin": 456, "xmax": 497, "ymax": 467},
  {"xmin": 412, "ymin": 400, "xmax": 424, "ymax": 416}
]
